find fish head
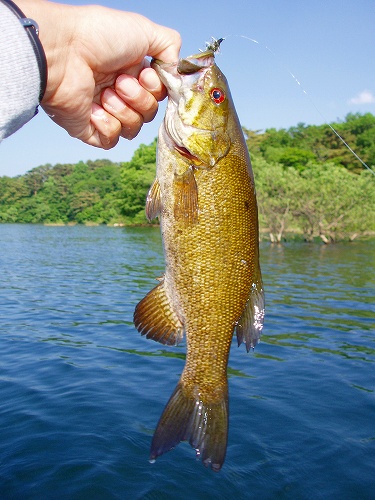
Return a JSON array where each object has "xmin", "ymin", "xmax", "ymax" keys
[{"xmin": 152, "ymin": 49, "xmax": 231, "ymax": 167}]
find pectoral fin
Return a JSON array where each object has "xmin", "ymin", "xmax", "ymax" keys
[
  {"xmin": 173, "ymin": 167, "xmax": 198, "ymax": 224},
  {"xmin": 146, "ymin": 178, "xmax": 162, "ymax": 221},
  {"xmin": 134, "ymin": 280, "xmax": 183, "ymax": 346},
  {"xmin": 236, "ymin": 272, "xmax": 265, "ymax": 352}
]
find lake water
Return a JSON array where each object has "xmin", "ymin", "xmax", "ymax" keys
[{"xmin": 0, "ymin": 224, "xmax": 374, "ymax": 499}]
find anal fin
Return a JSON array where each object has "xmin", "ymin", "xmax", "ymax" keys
[
  {"xmin": 236, "ymin": 272, "xmax": 265, "ymax": 352},
  {"xmin": 134, "ymin": 281, "xmax": 183, "ymax": 346}
]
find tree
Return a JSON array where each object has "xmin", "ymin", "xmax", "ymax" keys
[
  {"xmin": 264, "ymin": 147, "xmax": 316, "ymax": 171},
  {"xmin": 24, "ymin": 164, "xmax": 52, "ymax": 195},
  {"xmin": 253, "ymin": 158, "xmax": 300, "ymax": 242},
  {"xmin": 291, "ymin": 164, "xmax": 375, "ymax": 242},
  {"xmin": 0, "ymin": 159, "xmax": 124, "ymax": 224},
  {"xmin": 119, "ymin": 140, "xmax": 157, "ymax": 224},
  {"xmin": 244, "ymin": 113, "xmax": 375, "ymax": 173}
]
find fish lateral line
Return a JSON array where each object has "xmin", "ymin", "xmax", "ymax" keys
[{"xmin": 223, "ymin": 33, "xmax": 375, "ymax": 177}]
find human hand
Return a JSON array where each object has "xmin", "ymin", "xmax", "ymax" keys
[{"xmin": 16, "ymin": 0, "xmax": 181, "ymax": 148}]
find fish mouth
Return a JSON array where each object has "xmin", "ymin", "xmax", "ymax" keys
[
  {"xmin": 151, "ymin": 37, "xmax": 224, "ymax": 76},
  {"xmin": 177, "ymin": 51, "xmax": 215, "ymax": 75},
  {"xmin": 152, "ymin": 37, "xmax": 224, "ymax": 74},
  {"xmin": 176, "ymin": 36, "xmax": 224, "ymax": 74},
  {"xmin": 151, "ymin": 50, "xmax": 215, "ymax": 76},
  {"xmin": 150, "ymin": 58, "xmax": 176, "ymax": 71}
]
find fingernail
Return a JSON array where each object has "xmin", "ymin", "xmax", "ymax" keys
[{"xmin": 116, "ymin": 75, "xmax": 141, "ymax": 99}]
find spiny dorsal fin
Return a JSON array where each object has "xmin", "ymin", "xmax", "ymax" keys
[
  {"xmin": 146, "ymin": 178, "xmax": 162, "ymax": 221},
  {"xmin": 173, "ymin": 167, "xmax": 198, "ymax": 224},
  {"xmin": 236, "ymin": 272, "xmax": 265, "ymax": 352},
  {"xmin": 134, "ymin": 281, "xmax": 183, "ymax": 346}
]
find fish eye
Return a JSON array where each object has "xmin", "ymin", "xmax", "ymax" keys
[{"xmin": 210, "ymin": 88, "xmax": 225, "ymax": 104}]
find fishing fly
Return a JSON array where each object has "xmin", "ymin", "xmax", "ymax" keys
[{"xmin": 203, "ymin": 37, "xmax": 224, "ymax": 53}]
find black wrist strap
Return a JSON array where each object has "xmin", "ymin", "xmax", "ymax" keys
[{"xmin": 1, "ymin": 0, "xmax": 48, "ymax": 102}]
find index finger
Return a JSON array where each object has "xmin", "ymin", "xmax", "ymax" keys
[{"xmin": 138, "ymin": 67, "xmax": 167, "ymax": 102}]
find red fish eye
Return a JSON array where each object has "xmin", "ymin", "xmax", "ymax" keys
[{"xmin": 210, "ymin": 88, "xmax": 225, "ymax": 104}]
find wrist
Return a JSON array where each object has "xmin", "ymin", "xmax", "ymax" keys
[
  {"xmin": 13, "ymin": 0, "xmax": 76, "ymax": 104},
  {"xmin": 1, "ymin": 0, "xmax": 47, "ymax": 101}
]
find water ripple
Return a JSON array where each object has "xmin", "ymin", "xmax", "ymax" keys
[{"xmin": 0, "ymin": 225, "xmax": 374, "ymax": 498}]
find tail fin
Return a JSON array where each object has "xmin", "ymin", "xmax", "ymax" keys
[{"xmin": 150, "ymin": 381, "xmax": 228, "ymax": 471}]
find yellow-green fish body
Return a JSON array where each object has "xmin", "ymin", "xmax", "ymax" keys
[{"xmin": 134, "ymin": 44, "xmax": 264, "ymax": 471}]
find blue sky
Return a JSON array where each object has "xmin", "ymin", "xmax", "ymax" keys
[{"xmin": 1, "ymin": 0, "xmax": 374, "ymax": 177}]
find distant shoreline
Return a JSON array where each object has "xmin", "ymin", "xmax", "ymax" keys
[{"xmin": 0, "ymin": 222, "xmax": 372, "ymax": 244}]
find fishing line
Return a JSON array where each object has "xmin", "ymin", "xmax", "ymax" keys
[{"xmin": 219, "ymin": 34, "xmax": 375, "ymax": 176}]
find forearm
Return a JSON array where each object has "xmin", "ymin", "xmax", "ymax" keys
[
  {"xmin": 0, "ymin": 0, "xmax": 46, "ymax": 139},
  {"xmin": 13, "ymin": 0, "xmax": 76, "ymax": 104}
]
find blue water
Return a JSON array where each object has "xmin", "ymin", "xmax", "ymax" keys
[{"xmin": 0, "ymin": 224, "xmax": 374, "ymax": 499}]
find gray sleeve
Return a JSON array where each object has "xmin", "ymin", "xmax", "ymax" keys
[{"xmin": 0, "ymin": 2, "xmax": 41, "ymax": 141}]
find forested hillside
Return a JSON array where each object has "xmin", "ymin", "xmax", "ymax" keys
[
  {"xmin": 0, "ymin": 159, "xmax": 123, "ymax": 224},
  {"xmin": 243, "ymin": 112, "xmax": 375, "ymax": 174},
  {"xmin": 1, "ymin": 113, "xmax": 374, "ymax": 242}
]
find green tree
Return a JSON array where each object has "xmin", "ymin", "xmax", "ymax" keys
[
  {"xmin": 245, "ymin": 113, "xmax": 375, "ymax": 173},
  {"xmin": 0, "ymin": 159, "xmax": 124, "ymax": 224},
  {"xmin": 291, "ymin": 164, "xmax": 375, "ymax": 242},
  {"xmin": 254, "ymin": 158, "xmax": 300, "ymax": 241},
  {"xmin": 120, "ymin": 139, "xmax": 157, "ymax": 224},
  {"xmin": 264, "ymin": 147, "xmax": 316, "ymax": 171},
  {"xmin": 24, "ymin": 164, "xmax": 52, "ymax": 195}
]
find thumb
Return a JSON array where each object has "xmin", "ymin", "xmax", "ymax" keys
[{"xmin": 147, "ymin": 23, "xmax": 181, "ymax": 62}]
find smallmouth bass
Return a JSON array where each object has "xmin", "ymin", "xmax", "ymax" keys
[{"xmin": 134, "ymin": 41, "xmax": 265, "ymax": 471}]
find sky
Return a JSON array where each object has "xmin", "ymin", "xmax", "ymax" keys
[{"xmin": 1, "ymin": 0, "xmax": 374, "ymax": 177}]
